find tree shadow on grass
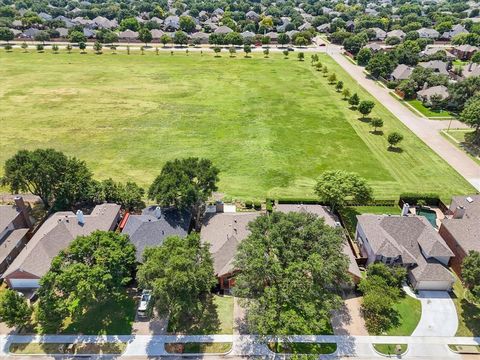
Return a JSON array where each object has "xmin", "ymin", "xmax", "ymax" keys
[
  {"xmin": 387, "ymin": 147, "xmax": 403, "ymax": 153},
  {"xmin": 461, "ymin": 299, "xmax": 480, "ymax": 336},
  {"xmin": 63, "ymin": 293, "xmax": 135, "ymax": 335},
  {"xmin": 358, "ymin": 117, "xmax": 371, "ymax": 123},
  {"xmin": 370, "ymin": 130, "xmax": 384, "ymax": 135}
]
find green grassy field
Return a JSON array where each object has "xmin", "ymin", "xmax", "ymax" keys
[
  {"xmin": 406, "ymin": 99, "xmax": 455, "ymax": 119},
  {"xmin": 0, "ymin": 50, "xmax": 474, "ymax": 200},
  {"xmin": 442, "ymin": 130, "xmax": 480, "ymax": 166}
]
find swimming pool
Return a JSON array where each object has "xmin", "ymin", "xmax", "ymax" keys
[{"xmin": 417, "ymin": 208, "xmax": 437, "ymax": 228}]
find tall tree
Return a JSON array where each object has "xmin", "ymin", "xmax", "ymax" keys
[
  {"xmin": 358, "ymin": 100, "xmax": 375, "ymax": 119},
  {"xmin": 138, "ymin": 28, "xmax": 152, "ymax": 46},
  {"xmin": 234, "ymin": 212, "xmax": 350, "ymax": 335},
  {"xmin": 314, "ymin": 170, "xmax": 373, "ymax": 211},
  {"xmin": 460, "ymin": 96, "xmax": 480, "ymax": 144},
  {"xmin": 148, "ymin": 158, "xmax": 219, "ymax": 227},
  {"xmin": 387, "ymin": 132, "xmax": 404, "ymax": 149},
  {"xmin": 462, "ymin": 251, "xmax": 480, "ymax": 300},
  {"xmin": 0, "ymin": 289, "xmax": 32, "ymax": 328},
  {"xmin": 36, "ymin": 231, "xmax": 136, "ymax": 332},
  {"xmin": 137, "ymin": 233, "xmax": 216, "ymax": 333}
]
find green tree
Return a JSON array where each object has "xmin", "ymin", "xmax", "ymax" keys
[
  {"xmin": 294, "ymin": 35, "xmax": 308, "ymax": 46},
  {"xmin": 366, "ymin": 52, "xmax": 397, "ymax": 79},
  {"xmin": 4, "ymin": 43, "xmax": 12, "ymax": 52},
  {"xmin": 342, "ymin": 88, "xmax": 351, "ymax": 100},
  {"xmin": 471, "ymin": 52, "xmax": 480, "ymax": 64},
  {"xmin": 314, "ymin": 170, "xmax": 373, "ymax": 211},
  {"xmin": 21, "ymin": 42, "xmax": 28, "ymax": 52},
  {"xmin": 297, "ymin": 52, "xmax": 304, "ymax": 61},
  {"xmin": 66, "ymin": 43, "xmax": 72, "ymax": 53},
  {"xmin": 160, "ymin": 34, "xmax": 171, "ymax": 47},
  {"xmin": 397, "ymin": 79, "xmax": 418, "ymax": 100},
  {"xmin": 120, "ymin": 17, "xmax": 139, "ymax": 31},
  {"xmin": 356, "ymin": 47, "xmax": 373, "ymax": 66},
  {"xmin": 0, "ymin": 289, "xmax": 32, "ymax": 328},
  {"xmin": 278, "ymin": 33, "xmax": 290, "ymax": 46},
  {"xmin": 137, "ymin": 233, "xmax": 216, "ymax": 333},
  {"xmin": 358, "ymin": 100, "xmax": 375, "ymax": 119},
  {"xmin": 462, "ymin": 251, "xmax": 480, "ymax": 300},
  {"xmin": 34, "ymin": 30, "xmax": 50, "ymax": 44},
  {"xmin": 0, "ymin": 27, "xmax": 14, "ymax": 42},
  {"xmin": 395, "ymin": 40, "xmax": 421, "ymax": 65},
  {"xmin": 283, "ymin": 49, "xmax": 289, "ymax": 58},
  {"xmin": 68, "ymin": 30, "xmax": 86, "ymax": 43},
  {"xmin": 349, "ymin": 93, "xmax": 360, "ymax": 108},
  {"xmin": 96, "ymin": 29, "xmax": 118, "ymax": 44},
  {"xmin": 90, "ymin": 179, "xmax": 145, "ymax": 212},
  {"xmin": 78, "ymin": 42, "xmax": 86, "ymax": 53},
  {"xmin": 460, "ymin": 96, "xmax": 480, "ymax": 144},
  {"xmin": 322, "ymin": 66, "xmax": 328, "ymax": 76},
  {"xmin": 93, "ymin": 41, "xmax": 102, "ymax": 54},
  {"xmin": 387, "ymin": 132, "xmax": 404, "ymax": 149},
  {"xmin": 37, "ymin": 231, "xmax": 136, "ymax": 333},
  {"xmin": 213, "ymin": 46, "xmax": 221, "ymax": 57},
  {"xmin": 263, "ymin": 48, "xmax": 269, "ymax": 58},
  {"xmin": 225, "ymin": 32, "xmax": 243, "ymax": 45},
  {"xmin": 138, "ymin": 28, "xmax": 152, "ymax": 46},
  {"xmin": 173, "ymin": 31, "xmax": 188, "ymax": 46},
  {"xmin": 243, "ymin": 44, "xmax": 251, "ymax": 57},
  {"xmin": 51, "ymin": 44, "xmax": 59, "ymax": 53},
  {"xmin": 229, "ymin": 46, "xmax": 236, "ymax": 57},
  {"xmin": 234, "ymin": 212, "xmax": 350, "ymax": 335},
  {"xmin": 328, "ymin": 73, "xmax": 337, "ymax": 84},
  {"xmin": 148, "ymin": 157, "xmax": 219, "ymax": 227},
  {"xmin": 370, "ymin": 118, "xmax": 384, "ymax": 133},
  {"xmin": 36, "ymin": 44, "xmax": 44, "ymax": 52},
  {"xmin": 335, "ymin": 81, "xmax": 343, "ymax": 92},
  {"xmin": 179, "ymin": 15, "xmax": 196, "ymax": 33}
]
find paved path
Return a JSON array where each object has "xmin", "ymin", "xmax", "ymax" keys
[{"xmin": 327, "ymin": 45, "xmax": 480, "ymax": 191}]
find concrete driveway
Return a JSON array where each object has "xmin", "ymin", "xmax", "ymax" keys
[{"xmin": 412, "ymin": 291, "xmax": 458, "ymax": 337}]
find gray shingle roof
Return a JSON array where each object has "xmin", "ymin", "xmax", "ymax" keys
[
  {"xmin": 122, "ymin": 207, "xmax": 191, "ymax": 262},
  {"xmin": 200, "ymin": 212, "xmax": 260, "ymax": 276},
  {"xmin": 4, "ymin": 204, "xmax": 120, "ymax": 279},
  {"xmin": 0, "ymin": 205, "xmax": 21, "ymax": 235}
]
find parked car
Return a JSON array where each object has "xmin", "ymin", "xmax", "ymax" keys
[
  {"xmin": 287, "ymin": 47, "xmax": 295, "ymax": 51},
  {"xmin": 137, "ymin": 290, "xmax": 152, "ymax": 317}
]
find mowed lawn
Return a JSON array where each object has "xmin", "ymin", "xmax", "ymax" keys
[{"xmin": 0, "ymin": 50, "xmax": 473, "ymax": 200}]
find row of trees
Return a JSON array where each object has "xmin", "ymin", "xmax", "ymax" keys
[{"xmin": 313, "ymin": 57, "xmax": 404, "ymax": 150}]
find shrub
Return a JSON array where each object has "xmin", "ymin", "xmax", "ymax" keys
[
  {"xmin": 253, "ymin": 201, "xmax": 261, "ymax": 210},
  {"xmin": 245, "ymin": 200, "xmax": 253, "ymax": 209},
  {"xmin": 399, "ymin": 193, "xmax": 440, "ymax": 206},
  {"xmin": 265, "ymin": 198, "xmax": 274, "ymax": 212}
]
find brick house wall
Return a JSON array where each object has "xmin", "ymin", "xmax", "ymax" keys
[{"xmin": 439, "ymin": 224, "xmax": 466, "ymax": 277}]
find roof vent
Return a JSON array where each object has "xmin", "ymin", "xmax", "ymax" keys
[{"xmin": 76, "ymin": 210, "xmax": 85, "ymax": 225}]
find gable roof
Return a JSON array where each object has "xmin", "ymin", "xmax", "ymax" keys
[
  {"xmin": 122, "ymin": 206, "xmax": 191, "ymax": 262},
  {"xmin": 200, "ymin": 212, "xmax": 259, "ymax": 276},
  {"xmin": 4, "ymin": 204, "xmax": 120, "ymax": 279},
  {"xmin": 418, "ymin": 60, "xmax": 449, "ymax": 75},
  {"xmin": 391, "ymin": 64, "xmax": 413, "ymax": 80},
  {"xmin": 417, "ymin": 85, "xmax": 449, "ymax": 100},
  {"xmin": 0, "ymin": 205, "xmax": 22, "ymax": 235}
]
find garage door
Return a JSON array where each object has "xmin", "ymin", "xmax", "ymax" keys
[
  {"xmin": 416, "ymin": 280, "xmax": 452, "ymax": 291},
  {"xmin": 9, "ymin": 279, "xmax": 40, "ymax": 289}
]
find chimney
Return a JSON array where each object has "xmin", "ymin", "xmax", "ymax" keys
[
  {"xmin": 401, "ymin": 203, "xmax": 410, "ymax": 216},
  {"xmin": 76, "ymin": 210, "xmax": 85, "ymax": 225},
  {"xmin": 154, "ymin": 206, "xmax": 162, "ymax": 219},
  {"xmin": 453, "ymin": 206, "xmax": 465, "ymax": 219},
  {"xmin": 422, "ymin": 82, "xmax": 428, "ymax": 90},
  {"xmin": 14, "ymin": 196, "xmax": 32, "ymax": 228}
]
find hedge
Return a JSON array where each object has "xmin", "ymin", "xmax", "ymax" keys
[
  {"xmin": 399, "ymin": 193, "xmax": 440, "ymax": 206},
  {"xmin": 265, "ymin": 198, "xmax": 274, "ymax": 212},
  {"xmin": 277, "ymin": 198, "xmax": 321, "ymax": 205}
]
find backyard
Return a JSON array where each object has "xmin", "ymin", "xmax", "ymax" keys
[{"xmin": 0, "ymin": 50, "xmax": 474, "ymax": 200}]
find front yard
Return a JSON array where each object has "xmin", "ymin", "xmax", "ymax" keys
[
  {"xmin": 406, "ymin": 99, "xmax": 455, "ymax": 119},
  {"xmin": 384, "ymin": 293, "xmax": 422, "ymax": 336},
  {"xmin": 452, "ymin": 278, "xmax": 480, "ymax": 337}
]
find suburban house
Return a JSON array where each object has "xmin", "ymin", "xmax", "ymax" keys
[
  {"xmin": 441, "ymin": 24, "xmax": 469, "ymax": 40},
  {"xmin": 369, "ymin": 27, "xmax": 387, "ymax": 40},
  {"xmin": 3, "ymin": 203, "xmax": 121, "ymax": 289},
  {"xmin": 356, "ymin": 213, "xmax": 455, "ymax": 291},
  {"xmin": 0, "ymin": 197, "xmax": 33, "ymax": 276},
  {"xmin": 200, "ymin": 211, "xmax": 260, "ymax": 292},
  {"xmin": 419, "ymin": 60, "xmax": 449, "ymax": 75},
  {"xmin": 417, "ymin": 85, "xmax": 450, "ymax": 104},
  {"xmin": 387, "ymin": 29, "xmax": 406, "ymax": 39},
  {"xmin": 391, "ymin": 64, "xmax": 414, "ymax": 81},
  {"xmin": 417, "ymin": 28, "xmax": 440, "ymax": 39},
  {"xmin": 462, "ymin": 62, "xmax": 480, "ymax": 78},
  {"xmin": 439, "ymin": 195, "xmax": 480, "ymax": 277},
  {"xmin": 451, "ymin": 44, "xmax": 478, "ymax": 60},
  {"xmin": 120, "ymin": 206, "xmax": 191, "ymax": 262},
  {"xmin": 275, "ymin": 204, "xmax": 362, "ymax": 284}
]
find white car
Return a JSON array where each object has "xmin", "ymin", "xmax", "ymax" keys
[{"xmin": 137, "ymin": 290, "xmax": 152, "ymax": 317}]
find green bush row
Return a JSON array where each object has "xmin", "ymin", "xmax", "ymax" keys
[{"xmin": 399, "ymin": 193, "xmax": 440, "ymax": 206}]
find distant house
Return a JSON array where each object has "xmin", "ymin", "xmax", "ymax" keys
[
  {"xmin": 421, "ymin": 47, "xmax": 456, "ymax": 61},
  {"xmin": 4, "ymin": 204, "xmax": 121, "ymax": 289},
  {"xmin": 164, "ymin": 15, "xmax": 180, "ymax": 31},
  {"xmin": 462, "ymin": 62, "xmax": 480, "ymax": 78},
  {"xmin": 200, "ymin": 212, "xmax": 260, "ymax": 291},
  {"xmin": 369, "ymin": 27, "xmax": 387, "ymax": 40},
  {"xmin": 387, "ymin": 29, "xmax": 406, "ymax": 39},
  {"xmin": 214, "ymin": 25, "xmax": 233, "ymax": 34},
  {"xmin": 150, "ymin": 29, "xmax": 164, "ymax": 39},
  {"xmin": 391, "ymin": 64, "xmax": 413, "ymax": 80},
  {"xmin": 20, "ymin": 28, "xmax": 40, "ymax": 39},
  {"xmin": 439, "ymin": 195, "xmax": 480, "ymax": 277},
  {"xmin": 265, "ymin": 31, "xmax": 278, "ymax": 41},
  {"xmin": 452, "ymin": 44, "xmax": 479, "ymax": 60},
  {"xmin": 56, "ymin": 27, "xmax": 69, "ymax": 38},
  {"xmin": 191, "ymin": 31, "xmax": 209, "ymax": 43},
  {"xmin": 245, "ymin": 10, "xmax": 260, "ymax": 22},
  {"xmin": 275, "ymin": 204, "xmax": 362, "ymax": 284},
  {"xmin": 118, "ymin": 29, "xmax": 138, "ymax": 40},
  {"xmin": 298, "ymin": 22, "xmax": 312, "ymax": 31},
  {"xmin": 363, "ymin": 43, "xmax": 383, "ymax": 52},
  {"xmin": 356, "ymin": 214, "xmax": 455, "ymax": 291},
  {"xmin": 121, "ymin": 206, "xmax": 191, "ymax": 262},
  {"xmin": 417, "ymin": 28, "xmax": 440, "ymax": 39},
  {"xmin": 316, "ymin": 23, "xmax": 331, "ymax": 33},
  {"xmin": 418, "ymin": 60, "xmax": 449, "ymax": 75},
  {"xmin": 417, "ymin": 85, "xmax": 450, "ymax": 104},
  {"xmin": 0, "ymin": 197, "xmax": 33, "ymax": 276},
  {"xmin": 241, "ymin": 31, "xmax": 256, "ymax": 40},
  {"xmin": 441, "ymin": 24, "xmax": 468, "ymax": 40}
]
